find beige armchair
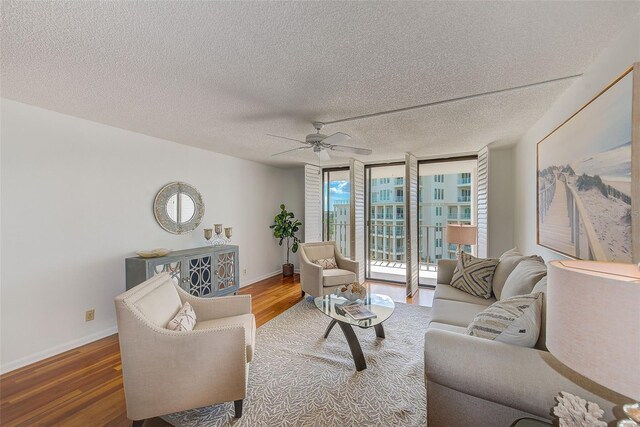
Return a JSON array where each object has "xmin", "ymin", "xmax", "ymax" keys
[
  {"xmin": 298, "ymin": 241, "xmax": 359, "ymax": 297},
  {"xmin": 114, "ymin": 273, "xmax": 255, "ymax": 426}
]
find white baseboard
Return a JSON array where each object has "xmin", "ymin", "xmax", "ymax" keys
[
  {"xmin": 239, "ymin": 269, "xmax": 301, "ymax": 288},
  {"xmin": 1, "ymin": 325, "xmax": 118, "ymax": 374},
  {"xmin": 239, "ymin": 270, "xmax": 281, "ymax": 288}
]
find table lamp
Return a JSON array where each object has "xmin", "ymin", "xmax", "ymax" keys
[
  {"xmin": 546, "ymin": 260, "xmax": 640, "ymax": 426},
  {"xmin": 446, "ymin": 224, "xmax": 477, "ymax": 257}
]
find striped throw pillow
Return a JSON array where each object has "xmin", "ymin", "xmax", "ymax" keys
[
  {"xmin": 166, "ymin": 301, "xmax": 197, "ymax": 332},
  {"xmin": 450, "ymin": 251, "xmax": 499, "ymax": 298},
  {"xmin": 466, "ymin": 293, "xmax": 543, "ymax": 347},
  {"xmin": 313, "ymin": 257, "xmax": 338, "ymax": 269}
]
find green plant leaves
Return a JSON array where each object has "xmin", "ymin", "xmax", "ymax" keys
[{"xmin": 270, "ymin": 204, "xmax": 303, "ymax": 263}]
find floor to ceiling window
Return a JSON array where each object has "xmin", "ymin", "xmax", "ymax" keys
[
  {"xmin": 322, "ymin": 168, "xmax": 351, "ymax": 257},
  {"xmin": 365, "ymin": 163, "xmax": 406, "ymax": 283},
  {"xmin": 418, "ymin": 157, "xmax": 477, "ymax": 286}
]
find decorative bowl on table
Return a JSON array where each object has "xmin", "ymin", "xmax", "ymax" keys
[
  {"xmin": 136, "ymin": 248, "xmax": 171, "ymax": 258},
  {"xmin": 337, "ymin": 282, "xmax": 367, "ymax": 302}
]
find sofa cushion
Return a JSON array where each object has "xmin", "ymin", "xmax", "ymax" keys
[
  {"xmin": 434, "ymin": 284, "xmax": 496, "ymax": 306},
  {"xmin": 450, "ymin": 251, "xmax": 499, "ymax": 299},
  {"xmin": 532, "ymin": 277, "xmax": 548, "ymax": 351},
  {"xmin": 493, "ymin": 248, "xmax": 544, "ymax": 300},
  {"xmin": 194, "ymin": 313, "xmax": 256, "ymax": 362},
  {"xmin": 466, "ymin": 293, "xmax": 543, "ymax": 348},
  {"xmin": 431, "ymin": 299, "xmax": 489, "ymax": 328},
  {"xmin": 427, "ymin": 322, "xmax": 468, "ymax": 335},
  {"xmin": 303, "ymin": 244, "xmax": 335, "ymax": 261},
  {"xmin": 313, "ymin": 257, "xmax": 338, "ymax": 269},
  {"xmin": 166, "ymin": 301, "xmax": 197, "ymax": 332},
  {"xmin": 500, "ymin": 258, "xmax": 547, "ymax": 300},
  {"xmin": 133, "ymin": 280, "xmax": 182, "ymax": 327},
  {"xmin": 322, "ymin": 268, "xmax": 356, "ymax": 287}
]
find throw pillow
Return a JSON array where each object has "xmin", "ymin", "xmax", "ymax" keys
[
  {"xmin": 500, "ymin": 258, "xmax": 547, "ymax": 300},
  {"xmin": 313, "ymin": 257, "xmax": 338, "ymax": 269},
  {"xmin": 166, "ymin": 301, "xmax": 197, "ymax": 332},
  {"xmin": 492, "ymin": 248, "xmax": 544, "ymax": 300},
  {"xmin": 466, "ymin": 292, "xmax": 543, "ymax": 348},
  {"xmin": 531, "ymin": 276, "xmax": 548, "ymax": 351},
  {"xmin": 449, "ymin": 251, "xmax": 499, "ymax": 299}
]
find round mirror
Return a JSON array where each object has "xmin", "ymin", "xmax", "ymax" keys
[{"xmin": 154, "ymin": 182, "xmax": 204, "ymax": 234}]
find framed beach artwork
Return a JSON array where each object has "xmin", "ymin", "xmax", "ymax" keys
[{"xmin": 537, "ymin": 63, "xmax": 639, "ymax": 263}]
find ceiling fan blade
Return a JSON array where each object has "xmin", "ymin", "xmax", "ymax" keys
[
  {"xmin": 329, "ymin": 145, "xmax": 373, "ymax": 155},
  {"xmin": 271, "ymin": 146, "xmax": 312, "ymax": 157},
  {"xmin": 267, "ymin": 134, "xmax": 310, "ymax": 145},
  {"xmin": 321, "ymin": 132, "xmax": 351, "ymax": 146},
  {"xmin": 316, "ymin": 149, "xmax": 331, "ymax": 161}
]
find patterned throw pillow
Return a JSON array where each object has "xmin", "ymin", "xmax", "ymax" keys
[
  {"xmin": 166, "ymin": 301, "xmax": 197, "ymax": 331},
  {"xmin": 449, "ymin": 252, "xmax": 499, "ymax": 298},
  {"xmin": 466, "ymin": 293, "xmax": 543, "ymax": 348},
  {"xmin": 313, "ymin": 257, "xmax": 338, "ymax": 269}
]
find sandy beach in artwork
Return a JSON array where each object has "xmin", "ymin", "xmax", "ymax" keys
[{"xmin": 567, "ymin": 177, "xmax": 632, "ymax": 262}]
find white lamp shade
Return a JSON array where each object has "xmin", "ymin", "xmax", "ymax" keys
[
  {"xmin": 446, "ymin": 224, "xmax": 477, "ymax": 246},
  {"xmin": 546, "ymin": 260, "xmax": 640, "ymax": 401}
]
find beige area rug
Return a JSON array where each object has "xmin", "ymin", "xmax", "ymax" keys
[{"xmin": 163, "ymin": 297, "xmax": 432, "ymax": 427}]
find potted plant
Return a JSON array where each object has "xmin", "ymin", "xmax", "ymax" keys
[{"xmin": 269, "ymin": 204, "xmax": 302, "ymax": 277}]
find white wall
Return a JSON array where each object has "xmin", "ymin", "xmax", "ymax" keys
[
  {"xmin": 0, "ymin": 99, "xmax": 304, "ymax": 373},
  {"xmin": 513, "ymin": 15, "xmax": 640, "ymax": 261}
]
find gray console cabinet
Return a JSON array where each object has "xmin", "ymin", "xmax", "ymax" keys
[{"xmin": 125, "ymin": 245, "xmax": 240, "ymax": 297}]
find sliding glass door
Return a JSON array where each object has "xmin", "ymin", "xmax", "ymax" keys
[
  {"xmin": 365, "ymin": 163, "xmax": 406, "ymax": 283},
  {"xmin": 418, "ymin": 157, "xmax": 477, "ymax": 286},
  {"xmin": 322, "ymin": 156, "xmax": 477, "ymax": 287},
  {"xmin": 323, "ymin": 168, "xmax": 351, "ymax": 257}
]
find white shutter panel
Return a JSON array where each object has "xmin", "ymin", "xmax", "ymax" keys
[
  {"xmin": 476, "ymin": 147, "xmax": 489, "ymax": 258},
  {"xmin": 350, "ymin": 159, "xmax": 365, "ymax": 283},
  {"xmin": 405, "ymin": 153, "xmax": 419, "ymax": 296},
  {"xmin": 304, "ymin": 164, "xmax": 322, "ymax": 243}
]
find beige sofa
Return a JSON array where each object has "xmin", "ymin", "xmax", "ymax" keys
[
  {"xmin": 298, "ymin": 241, "xmax": 359, "ymax": 297},
  {"xmin": 115, "ymin": 273, "xmax": 255, "ymax": 424},
  {"xmin": 424, "ymin": 258, "xmax": 626, "ymax": 426}
]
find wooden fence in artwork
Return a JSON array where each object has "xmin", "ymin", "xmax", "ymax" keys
[{"xmin": 606, "ymin": 184, "xmax": 632, "ymax": 205}]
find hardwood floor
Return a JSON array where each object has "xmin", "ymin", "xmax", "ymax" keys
[{"xmin": 0, "ymin": 274, "xmax": 433, "ymax": 426}]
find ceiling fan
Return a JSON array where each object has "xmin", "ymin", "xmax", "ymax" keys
[{"xmin": 269, "ymin": 122, "xmax": 373, "ymax": 160}]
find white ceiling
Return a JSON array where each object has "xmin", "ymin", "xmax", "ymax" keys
[{"xmin": 2, "ymin": 1, "xmax": 639, "ymax": 167}]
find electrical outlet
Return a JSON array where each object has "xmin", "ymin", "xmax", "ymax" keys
[
  {"xmin": 242, "ymin": 269, "xmax": 247, "ymax": 276},
  {"xmin": 85, "ymin": 309, "xmax": 95, "ymax": 322}
]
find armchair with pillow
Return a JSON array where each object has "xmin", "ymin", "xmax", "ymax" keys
[
  {"xmin": 298, "ymin": 241, "xmax": 359, "ymax": 297},
  {"xmin": 115, "ymin": 273, "xmax": 255, "ymax": 426},
  {"xmin": 424, "ymin": 249, "xmax": 625, "ymax": 426}
]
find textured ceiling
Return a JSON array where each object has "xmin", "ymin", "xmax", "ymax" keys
[{"xmin": 2, "ymin": 1, "xmax": 639, "ymax": 167}]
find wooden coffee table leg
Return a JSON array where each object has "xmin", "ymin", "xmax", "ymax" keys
[
  {"xmin": 337, "ymin": 321, "xmax": 366, "ymax": 371},
  {"xmin": 374, "ymin": 323, "xmax": 385, "ymax": 339},
  {"xmin": 324, "ymin": 319, "xmax": 338, "ymax": 338}
]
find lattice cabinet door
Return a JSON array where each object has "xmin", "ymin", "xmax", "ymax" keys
[
  {"xmin": 213, "ymin": 248, "xmax": 239, "ymax": 296},
  {"xmin": 150, "ymin": 260, "xmax": 183, "ymax": 286},
  {"xmin": 126, "ymin": 245, "xmax": 239, "ymax": 296},
  {"xmin": 184, "ymin": 254, "xmax": 214, "ymax": 297}
]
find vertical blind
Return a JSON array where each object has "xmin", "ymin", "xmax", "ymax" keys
[
  {"xmin": 304, "ymin": 164, "xmax": 322, "ymax": 243},
  {"xmin": 405, "ymin": 153, "xmax": 419, "ymax": 296},
  {"xmin": 350, "ymin": 159, "xmax": 365, "ymax": 282},
  {"xmin": 476, "ymin": 147, "xmax": 489, "ymax": 258}
]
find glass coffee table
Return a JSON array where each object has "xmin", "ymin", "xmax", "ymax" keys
[{"xmin": 314, "ymin": 293, "xmax": 395, "ymax": 371}]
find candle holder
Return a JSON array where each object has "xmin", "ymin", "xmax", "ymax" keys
[{"xmin": 205, "ymin": 224, "xmax": 232, "ymax": 246}]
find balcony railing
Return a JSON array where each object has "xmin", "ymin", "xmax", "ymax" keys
[
  {"xmin": 328, "ymin": 220, "xmax": 474, "ymax": 276},
  {"xmin": 326, "ymin": 222, "xmax": 351, "ymax": 257},
  {"xmin": 458, "ymin": 178, "xmax": 471, "ymax": 185},
  {"xmin": 457, "ymin": 196, "xmax": 471, "ymax": 202},
  {"xmin": 368, "ymin": 222, "xmax": 460, "ymax": 271}
]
